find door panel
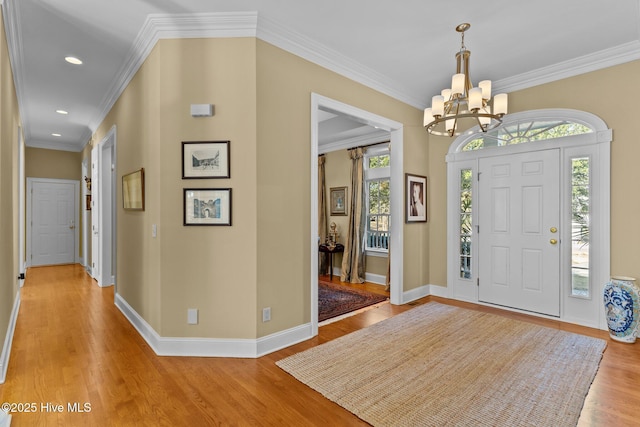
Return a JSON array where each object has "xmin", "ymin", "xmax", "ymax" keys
[
  {"xmin": 478, "ymin": 149, "xmax": 560, "ymax": 316},
  {"xmin": 32, "ymin": 182, "xmax": 75, "ymax": 266}
]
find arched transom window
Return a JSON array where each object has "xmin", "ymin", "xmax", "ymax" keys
[{"xmin": 462, "ymin": 120, "xmax": 593, "ymax": 151}]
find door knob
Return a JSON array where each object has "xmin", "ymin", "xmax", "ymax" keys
[
  {"xmin": 550, "ymin": 239, "xmax": 558, "ymax": 245},
  {"xmin": 550, "ymin": 227, "xmax": 557, "ymax": 233}
]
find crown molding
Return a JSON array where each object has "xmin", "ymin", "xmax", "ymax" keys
[
  {"xmin": 26, "ymin": 138, "xmax": 85, "ymax": 152},
  {"xmin": 257, "ymin": 15, "xmax": 425, "ymax": 109},
  {"xmin": 319, "ymin": 130, "xmax": 390, "ymax": 154},
  {"xmin": 7, "ymin": 7, "xmax": 640, "ymax": 148},
  {"xmin": 2, "ymin": 0, "xmax": 30, "ymax": 141},
  {"xmin": 494, "ymin": 40, "xmax": 640, "ymax": 94},
  {"xmin": 89, "ymin": 11, "xmax": 640, "ymax": 136},
  {"xmin": 88, "ymin": 12, "xmax": 258, "ymax": 135}
]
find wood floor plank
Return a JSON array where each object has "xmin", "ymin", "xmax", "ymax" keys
[{"xmin": 0, "ymin": 264, "xmax": 638, "ymax": 426}]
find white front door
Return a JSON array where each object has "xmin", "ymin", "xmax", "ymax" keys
[
  {"xmin": 31, "ymin": 181, "xmax": 76, "ymax": 266},
  {"xmin": 478, "ymin": 149, "xmax": 560, "ymax": 316}
]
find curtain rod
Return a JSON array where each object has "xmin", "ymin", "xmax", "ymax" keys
[{"xmin": 348, "ymin": 140, "xmax": 390, "ymax": 151}]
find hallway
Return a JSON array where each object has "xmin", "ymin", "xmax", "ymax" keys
[
  {"xmin": 0, "ymin": 265, "xmax": 400, "ymax": 426},
  {"xmin": 1, "ymin": 264, "xmax": 639, "ymax": 426}
]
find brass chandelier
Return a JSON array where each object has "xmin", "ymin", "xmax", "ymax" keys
[{"xmin": 423, "ymin": 23, "xmax": 507, "ymax": 137}]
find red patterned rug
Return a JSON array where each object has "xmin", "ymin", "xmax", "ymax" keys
[{"xmin": 319, "ymin": 280, "xmax": 388, "ymax": 322}]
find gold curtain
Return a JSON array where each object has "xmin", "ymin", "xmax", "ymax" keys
[
  {"xmin": 318, "ymin": 155, "xmax": 329, "ymax": 275},
  {"xmin": 341, "ymin": 147, "xmax": 366, "ymax": 283}
]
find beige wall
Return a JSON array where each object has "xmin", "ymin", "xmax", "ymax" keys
[
  {"xmin": 255, "ymin": 40, "xmax": 428, "ymax": 335},
  {"xmin": 25, "ymin": 147, "xmax": 84, "ymax": 258},
  {"xmin": 14, "ymin": 31, "xmax": 633, "ymax": 347},
  {"xmin": 92, "ymin": 35, "xmax": 429, "ymax": 341},
  {"xmin": 36, "ymin": 33, "xmax": 639, "ymax": 345},
  {"xmin": 25, "ymin": 147, "xmax": 81, "ymax": 180},
  {"xmin": 92, "ymin": 38, "xmax": 258, "ymax": 338},
  {"xmin": 427, "ymin": 60, "xmax": 640, "ymax": 287},
  {"xmin": 0, "ymin": 8, "xmax": 21, "ymax": 380}
]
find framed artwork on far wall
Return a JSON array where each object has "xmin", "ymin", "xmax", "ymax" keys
[
  {"xmin": 184, "ymin": 188, "xmax": 232, "ymax": 226},
  {"xmin": 182, "ymin": 140, "xmax": 230, "ymax": 179},
  {"xmin": 122, "ymin": 168, "xmax": 145, "ymax": 211},
  {"xmin": 405, "ymin": 173, "xmax": 427, "ymax": 223},
  {"xmin": 330, "ymin": 186, "xmax": 347, "ymax": 216}
]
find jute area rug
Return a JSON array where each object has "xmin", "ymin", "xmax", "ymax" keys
[{"xmin": 277, "ymin": 302, "xmax": 607, "ymax": 427}]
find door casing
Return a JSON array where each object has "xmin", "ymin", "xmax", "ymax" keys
[
  {"xmin": 26, "ymin": 178, "xmax": 80, "ymax": 267},
  {"xmin": 446, "ymin": 109, "xmax": 612, "ymax": 330}
]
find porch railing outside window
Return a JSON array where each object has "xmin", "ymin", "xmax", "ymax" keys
[{"xmin": 366, "ymin": 214, "xmax": 390, "ymax": 250}]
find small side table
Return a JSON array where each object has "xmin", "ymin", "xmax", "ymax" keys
[{"xmin": 318, "ymin": 243, "xmax": 345, "ymax": 281}]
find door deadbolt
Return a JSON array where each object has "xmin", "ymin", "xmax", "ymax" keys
[{"xmin": 550, "ymin": 227, "xmax": 557, "ymax": 233}]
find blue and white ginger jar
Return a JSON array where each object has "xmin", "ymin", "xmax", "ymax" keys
[{"xmin": 603, "ymin": 276, "xmax": 640, "ymax": 343}]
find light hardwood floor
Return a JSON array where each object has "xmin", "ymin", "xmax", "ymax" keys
[{"xmin": 1, "ymin": 264, "xmax": 638, "ymax": 426}]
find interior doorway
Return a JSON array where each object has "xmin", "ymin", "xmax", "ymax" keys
[
  {"xmin": 310, "ymin": 93, "xmax": 404, "ymax": 336},
  {"xmin": 91, "ymin": 126, "xmax": 117, "ymax": 288},
  {"xmin": 26, "ymin": 178, "xmax": 80, "ymax": 267}
]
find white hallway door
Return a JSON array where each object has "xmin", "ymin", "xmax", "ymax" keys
[
  {"xmin": 31, "ymin": 180, "xmax": 77, "ymax": 266},
  {"xmin": 478, "ymin": 149, "xmax": 560, "ymax": 316}
]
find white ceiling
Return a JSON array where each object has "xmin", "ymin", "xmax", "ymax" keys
[{"xmin": 3, "ymin": 0, "xmax": 640, "ymax": 151}]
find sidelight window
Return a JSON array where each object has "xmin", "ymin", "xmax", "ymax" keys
[
  {"xmin": 571, "ymin": 157, "xmax": 590, "ymax": 297},
  {"xmin": 459, "ymin": 169, "xmax": 472, "ymax": 279}
]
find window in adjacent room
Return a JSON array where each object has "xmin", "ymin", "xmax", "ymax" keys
[{"xmin": 365, "ymin": 145, "xmax": 390, "ymax": 253}]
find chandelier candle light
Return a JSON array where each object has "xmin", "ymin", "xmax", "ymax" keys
[{"xmin": 424, "ymin": 23, "xmax": 508, "ymax": 137}]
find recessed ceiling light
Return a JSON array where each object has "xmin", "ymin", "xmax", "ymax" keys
[
  {"xmin": 64, "ymin": 56, "xmax": 83, "ymax": 65},
  {"xmin": 52, "ymin": 133, "xmax": 62, "ymax": 137},
  {"xmin": 56, "ymin": 110, "xmax": 68, "ymax": 115}
]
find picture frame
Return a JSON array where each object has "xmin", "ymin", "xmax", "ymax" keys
[
  {"xmin": 182, "ymin": 141, "xmax": 230, "ymax": 179},
  {"xmin": 86, "ymin": 194, "xmax": 92, "ymax": 211},
  {"xmin": 122, "ymin": 168, "xmax": 145, "ymax": 211},
  {"xmin": 329, "ymin": 186, "xmax": 348, "ymax": 216},
  {"xmin": 405, "ymin": 173, "xmax": 427, "ymax": 223},
  {"xmin": 184, "ymin": 188, "xmax": 232, "ymax": 226}
]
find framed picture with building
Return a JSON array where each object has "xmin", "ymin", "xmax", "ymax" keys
[
  {"xmin": 183, "ymin": 188, "xmax": 232, "ymax": 226},
  {"xmin": 182, "ymin": 141, "xmax": 230, "ymax": 179}
]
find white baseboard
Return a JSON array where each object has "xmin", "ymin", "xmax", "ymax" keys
[
  {"xmin": 402, "ymin": 283, "xmax": 449, "ymax": 304},
  {"xmin": 0, "ymin": 408, "xmax": 11, "ymax": 427},
  {"xmin": 1, "ymin": 292, "xmax": 21, "ymax": 384},
  {"xmin": 364, "ymin": 272, "xmax": 387, "ymax": 285},
  {"xmin": 115, "ymin": 293, "xmax": 314, "ymax": 358}
]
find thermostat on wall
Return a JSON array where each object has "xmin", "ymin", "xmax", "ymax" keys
[{"xmin": 191, "ymin": 104, "xmax": 214, "ymax": 117}]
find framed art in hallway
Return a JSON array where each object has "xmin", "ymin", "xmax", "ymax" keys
[
  {"xmin": 182, "ymin": 140, "xmax": 230, "ymax": 179},
  {"xmin": 405, "ymin": 173, "xmax": 427, "ymax": 222},
  {"xmin": 122, "ymin": 168, "xmax": 145, "ymax": 211},
  {"xmin": 184, "ymin": 188, "xmax": 232, "ymax": 226}
]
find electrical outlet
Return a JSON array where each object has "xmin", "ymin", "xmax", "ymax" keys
[
  {"xmin": 187, "ymin": 308, "xmax": 198, "ymax": 325},
  {"xmin": 262, "ymin": 307, "xmax": 271, "ymax": 322}
]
